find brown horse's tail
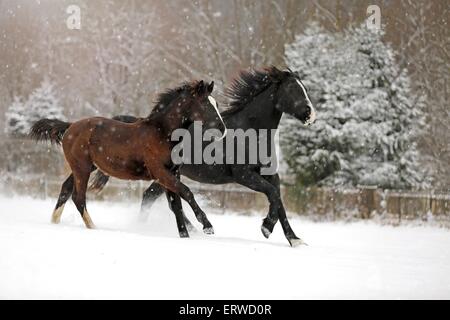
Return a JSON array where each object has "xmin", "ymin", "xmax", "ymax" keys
[
  {"xmin": 29, "ymin": 118, "xmax": 72, "ymax": 145},
  {"xmin": 88, "ymin": 170, "xmax": 110, "ymax": 193}
]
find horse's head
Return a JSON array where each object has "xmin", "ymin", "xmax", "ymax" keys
[
  {"xmin": 274, "ymin": 69, "xmax": 316, "ymax": 126},
  {"xmin": 188, "ymin": 80, "xmax": 226, "ymax": 139},
  {"xmin": 154, "ymin": 80, "xmax": 226, "ymax": 139}
]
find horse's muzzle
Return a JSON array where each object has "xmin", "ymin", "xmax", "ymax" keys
[{"xmin": 304, "ymin": 104, "xmax": 316, "ymax": 126}]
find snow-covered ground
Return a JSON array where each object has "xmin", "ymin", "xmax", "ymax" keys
[{"xmin": 0, "ymin": 195, "xmax": 449, "ymax": 299}]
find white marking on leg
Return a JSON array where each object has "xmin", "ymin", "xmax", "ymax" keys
[
  {"xmin": 82, "ymin": 209, "xmax": 96, "ymax": 229},
  {"xmin": 51, "ymin": 204, "xmax": 65, "ymax": 224}
]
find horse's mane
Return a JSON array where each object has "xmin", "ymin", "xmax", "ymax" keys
[
  {"xmin": 149, "ymin": 81, "xmax": 201, "ymax": 117},
  {"xmin": 222, "ymin": 66, "xmax": 291, "ymax": 117}
]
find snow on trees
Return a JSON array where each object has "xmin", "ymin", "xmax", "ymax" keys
[
  {"xmin": 282, "ymin": 23, "xmax": 429, "ymax": 190},
  {"xmin": 5, "ymin": 97, "xmax": 28, "ymax": 137},
  {"xmin": 27, "ymin": 79, "xmax": 66, "ymax": 124},
  {"xmin": 5, "ymin": 80, "xmax": 65, "ymax": 137},
  {"xmin": 81, "ymin": 2, "xmax": 164, "ymax": 116}
]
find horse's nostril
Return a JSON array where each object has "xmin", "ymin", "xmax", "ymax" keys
[{"xmin": 306, "ymin": 105, "xmax": 316, "ymax": 125}]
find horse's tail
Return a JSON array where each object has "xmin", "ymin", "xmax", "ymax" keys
[
  {"xmin": 29, "ymin": 118, "xmax": 72, "ymax": 145},
  {"xmin": 88, "ymin": 170, "xmax": 110, "ymax": 193}
]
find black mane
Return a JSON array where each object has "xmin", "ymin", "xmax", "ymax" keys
[
  {"xmin": 223, "ymin": 66, "xmax": 292, "ymax": 116},
  {"xmin": 150, "ymin": 81, "xmax": 200, "ymax": 117}
]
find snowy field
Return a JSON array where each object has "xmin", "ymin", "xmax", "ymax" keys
[{"xmin": 0, "ymin": 195, "xmax": 449, "ymax": 300}]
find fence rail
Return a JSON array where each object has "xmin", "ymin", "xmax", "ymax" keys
[{"xmin": 1, "ymin": 174, "xmax": 449, "ymax": 227}]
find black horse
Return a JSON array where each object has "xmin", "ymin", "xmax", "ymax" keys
[{"xmin": 91, "ymin": 67, "xmax": 316, "ymax": 247}]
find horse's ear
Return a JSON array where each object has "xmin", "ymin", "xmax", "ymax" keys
[
  {"xmin": 267, "ymin": 66, "xmax": 285, "ymax": 82},
  {"xmin": 196, "ymin": 80, "xmax": 205, "ymax": 95},
  {"xmin": 207, "ymin": 81, "xmax": 214, "ymax": 94}
]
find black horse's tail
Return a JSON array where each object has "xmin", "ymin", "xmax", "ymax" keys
[
  {"xmin": 29, "ymin": 118, "xmax": 72, "ymax": 145},
  {"xmin": 88, "ymin": 115, "xmax": 139, "ymax": 193},
  {"xmin": 89, "ymin": 171, "xmax": 110, "ymax": 192}
]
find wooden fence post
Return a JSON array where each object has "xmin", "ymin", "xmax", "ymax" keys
[{"xmin": 358, "ymin": 186, "xmax": 378, "ymax": 219}]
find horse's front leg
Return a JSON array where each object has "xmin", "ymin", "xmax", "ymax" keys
[
  {"xmin": 165, "ymin": 190, "xmax": 189, "ymax": 238},
  {"xmin": 140, "ymin": 180, "xmax": 197, "ymax": 232},
  {"xmin": 260, "ymin": 173, "xmax": 282, "ymax": 238},
  {"xmin": 231, "ymin": 168, "xmax": 306, "ymax": 247},
  {"xmin": 150, "ymin": 165, "xmax": 214, "ymax": 235}
]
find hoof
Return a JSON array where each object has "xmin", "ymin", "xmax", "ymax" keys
[
  {"xmin": 186, "ymin": 224, "xmax": 197, "ymax": 233},
  {"xmin": 51, "ymin": 206, "xmax": 64, "ymax": 224},
  {"xmin": 288, "ymin": 237, "xmax": 308, "ymax": 247},
  {"xmin": 179, "ymin": 231, "xmax": 190, "ymax": 238},
  {"xmin": 261, "ymin": 225, "xmax": 272, "ymax": 239},
  {"xmin": 261, "ymin": 219, "xmax": 275, "ymax": 239},
  {"xmin": 203, "ymin": 227, "xmax": 214, "ymax": 235}
]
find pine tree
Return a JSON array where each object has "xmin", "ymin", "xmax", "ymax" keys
[
  {"xmin": 5, "ymin": 97, "xmax": 29, "ymax": 137},
  {"xmin": 5, "ymin": 80, "xmax": 66, "ymax": 138},
  {"xmin": 282, "ymin": 23, "xmax": 428, "ymax": 189},
  {"xmin": 27, "ymin": 79, "xmax": 66, "ymax": 124}
]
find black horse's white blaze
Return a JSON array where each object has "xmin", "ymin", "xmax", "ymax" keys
[
  {"xmin": 208, "ymin": 95, "xmax": 227, "ymax": 140},
  {"xmin": 296, "ymin": 79, "xmax": 316, "ymax": 125}
]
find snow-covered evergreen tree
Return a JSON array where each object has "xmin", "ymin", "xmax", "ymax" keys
[
  {"xmin": 282, "ymin": 23, "xmax": 429, "ymax": 189},
  {"xmin": 27, "ymin": 79, "xmax": 66, "ymax": 125},
  {"xmin": 5, "ymin": 80, "xmax": 66, "ymax": 138},
  {"xmin": 5, "ymin": 97, "xmax": 29, "ymax": 137}
]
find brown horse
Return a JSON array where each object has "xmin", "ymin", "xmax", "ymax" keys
[{"xmin": 30, "ymin": 80, "xmax": 225, "ymax": 238}]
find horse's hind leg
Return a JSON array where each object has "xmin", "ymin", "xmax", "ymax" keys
[
  {"xmin": 71, "ymin": 166, "xmax": 95, "ymax": 229},
  {"xmin": 51, "ymin": 174, "xmax": 74, "ymax": 224},
  {"xmin": 138, "ymin": 182, "xmax": 165, "ymax": 222}
]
